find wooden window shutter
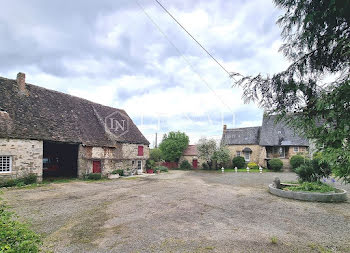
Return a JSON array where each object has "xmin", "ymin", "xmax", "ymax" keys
[{"xmin": 138, "ymin": 146, "xmax": 144, "ymax": 156}]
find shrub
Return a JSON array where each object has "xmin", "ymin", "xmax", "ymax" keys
[
  {"xmin": 111, "ymin": 170, "xmax": 118, "ymax": 175},
  {"xmin": 0, "ymin": 200, "xmax": 42, "ymax": 252},
  {"xmin": 156, "ymin": 166, "xmax": 168, "ymax": 172},
  {"xmin": 179, "ymin": 160, "xmax": 192, "ymax": 170},
  {"xmin": 232, "ymin": 156, "xmax": 246, "ymax": 169},
  {"xmin": 285, "ymin": 181, "xmax": 336, "ymax": 193},
  {"xmin": 0, "ymin": 179, "xmax": 17, "ymax": 188},
  {"xmin": 87, "ymin": 173, "xmax": 102, "ymax": 180},
  {"xmin": 202, "ymin": 162, "xmax": 209, "ymax": 170},
  {"xmin": 268, "ymin": 158, "xmax": 283, "ymax": 171},
  {"xmin": 290, "ymin": 155, "xmax": 306, "ymax": 171},
  {"xmin": 116, "ymin": 169, "xmax": 124, "ymax": 176},
  {"xmin": 296, "ymin": 158, "xmax": 331, "ymax": 182},
  {"xmin": 247, "ymin": 162, "xmax": 259, "ymax": 170},
  {"xmin": 0, "ymin": 174, "xmax": 37, "ymax": 188},
  {"xmin": 23, "ymin": 173, "xmax": 37, "ymax": 185}
]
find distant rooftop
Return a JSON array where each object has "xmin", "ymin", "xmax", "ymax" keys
[{"xmin": 221, "ymin": 126, "xmax": 261, "ymax": 145}]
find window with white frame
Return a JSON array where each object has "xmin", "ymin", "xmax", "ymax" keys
[
  {"xmin": 294, "ymin": 147, "xmax": 299, "ymax": 152},
  {"xmin": 137, "ymin": 160, "xmax": 142, "ymax": 170},
  {"xmin": 278, "ymin": 147, "xmax": 285, "ymax": 158},
  {"xmin": 243, "ymin": 152, "xmax": 250, "ymax": 162},
  {"xmin": 236, "ymin": 151, "xmax": 241, "ymax": 157},
  {"xmin": 0, "ymin": 156, "xmax": 12, "ymax": 173}
]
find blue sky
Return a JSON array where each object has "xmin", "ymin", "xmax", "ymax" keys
[{"xmin": 0, "ymin": 0, "xmax": 289, "ymax": 146}]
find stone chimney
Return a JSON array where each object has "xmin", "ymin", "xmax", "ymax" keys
[
  {"xmin": 17, "ymin": 72, "xmax": 26, "ymax": 94},
  {"xmin": 223, "ymin": 124, "xmax": 227, "ymax": 131}
]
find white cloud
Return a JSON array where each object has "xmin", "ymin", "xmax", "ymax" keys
[{"xmin": 0, "ymin": 0, "xmax": 288, "ymax": 145}]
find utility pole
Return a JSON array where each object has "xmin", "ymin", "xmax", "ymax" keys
[{"xmin": 155, "ymin": 132, "xmax": 158, "ymax": 148}]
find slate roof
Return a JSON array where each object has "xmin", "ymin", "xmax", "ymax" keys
[
  {"xmin": 182, "ymin": 145, "xmax": 198, "ymax": 156},
  {"xmin": 0, "ymin": 76, "xmax": 149, "ymax": 146},
  {"xmin": 221, "ymin": 126, "xmax": 261, "ymax": 145},
  {"xmin": 259, "ymin": 114, "xmax": 309, "ymax": 146}
]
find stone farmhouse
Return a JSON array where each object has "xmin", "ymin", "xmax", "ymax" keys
[
  {"xmin": 221, "ymin": 114, "xmax": 309, "ymax": 169},
  {"xmin": 0, "ymin": 73, "xmax": 149, "ymax": 181},
  {"xmin": 179, "ymin": 145, "xmax": 205, "ymax": 169}
]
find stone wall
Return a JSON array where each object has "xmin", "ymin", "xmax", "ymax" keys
[
  {"xmin": 226, "ymin": 144, "xmax": 263, "ymax": 165},
  {"xmin": 179, "ymin": 155, "xmax": 205, "ymax": 168},
  {"xmin": 287, "ymin": 146, "xmax": 309, "ymax": 157},
  {"xmin": 78, "ymin": 143, "xmax": 149, "ymax": 177},
  {"xmin": 0, "ymin": 138, "xmax": 43, "ymax": 181}
]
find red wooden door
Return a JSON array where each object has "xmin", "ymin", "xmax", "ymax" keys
[
  {"xmin": 192, "ymin": 159, "xmax": 198, "ymax": 169},
  {"xmin": 93, "ymin": 161, "xmax": 101, "ymax": 173}
]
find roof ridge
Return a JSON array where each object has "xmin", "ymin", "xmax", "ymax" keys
[
  {"xmin": 225, "ymin": 126, "xmax": 261, "ymax": 131},
  {"xmin": 0, "ymin": 76, "xmax": 126, "ymax": 114}
]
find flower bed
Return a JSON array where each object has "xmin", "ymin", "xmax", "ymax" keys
[{"xmin": 269, "ymin": 182, "xmax": 347, "ymax": 202}]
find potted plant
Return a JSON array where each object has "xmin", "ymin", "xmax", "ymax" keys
[
  {"xmin": 108, "ymin": 170, "xmax": 120, "ymax": 179},
  {"xmin": 146, "ymin": 168, "xmax": 154, "ymax": 174},
  {"xmin": 146, "ymin": 159, "xmax": 155, "ymax": 173}
]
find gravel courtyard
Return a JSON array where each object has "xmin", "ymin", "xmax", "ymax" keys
[{"xmin": 2, "ymin": 171, "xmax": 350, "ymax": 253}]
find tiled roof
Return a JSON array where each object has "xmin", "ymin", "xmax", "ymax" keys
[
  {"xmin": 259, "ymin": 114, "xmax": 309, "ymax": 146},
  {"xmin": 221, "ymin": 127, "xmax": 260, "ymax": 145},
  {"xmin": 0, "ymin": 76, "xmax": 149, "ymax": 146},
  {"xmin": 182, "ymin": 145, "xmax": 198, "ymax": 156}
]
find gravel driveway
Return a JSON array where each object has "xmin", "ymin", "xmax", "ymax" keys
[{"xmin": 2, "ymin": 171, "xmax": 350, "ymax": 253}]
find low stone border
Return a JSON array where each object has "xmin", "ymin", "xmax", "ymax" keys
[{"xmin": 269, "ymin": 184, "xmax": 348, "ymax": 203}]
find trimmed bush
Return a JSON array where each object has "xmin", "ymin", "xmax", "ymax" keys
[
  {"xmin": 232, "ymin": 156, "xmax": 246, "ymax": 169},
  {"xmin": 179, "ymin": 160, "xmax": 192, "ymax": 170},
  {"xmin": 202, "ymin": 162, "xmax": 209, "ymax": 170},
  {"xmin": 296, "ymin": 158, "xmax": 331, "ymax": 182},
  {"xmin": 87, "ymin": 173, "xmax": 102, "ymax": 180},
  {"xmin": 290, "ymin": 155, "xmax": 306, "ymax": 171},
  {"xmin": 0, "ymin": 200, "xmax": 42, "ymax": 252},
  {"xmin": 247, "ymin": 162, "xmax": 259, "ymax": 170},
  {"xmin": 268, "ymin": 158, "xmax": 283, "ymax": 171}
]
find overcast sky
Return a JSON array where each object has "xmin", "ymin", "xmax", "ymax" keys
[{"xmin": 0, "ymin": 0, "xmax": 289, "ymax": 146}]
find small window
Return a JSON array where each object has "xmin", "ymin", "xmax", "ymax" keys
[
  {"xmin": 244, "ymin": 152, "xmax": 250, "ymax": 162},
  {"xmin": 236, "ymin": 151, "xmax": 241, "ymax": 157},
  {"xmin": 138, "ymin": 146, "xmax": 144, "ymax": 156},
  {"xmin": 294, "ymin": 147, "xmax": 299, "ymax": 152},
  {"xmin": 278, "ymin": 147, "xmax": 285, "ymax": 158},
  {"xmin": 0, "ymin": 156, "xmax": 12, "ymax": 173},
  {"xmin": 137, "ymin": 160, "xmax": 142, "ymax": 170}
]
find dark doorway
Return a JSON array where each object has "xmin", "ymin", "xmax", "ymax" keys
[
  {"xmin": 43, "ymin": 141, "xmax": 79, "ymax": 178},
  {"xmin": 192, "ymin": 159, "xmax": 198, "ymax": 169}
]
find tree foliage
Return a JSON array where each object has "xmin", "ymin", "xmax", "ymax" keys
[
  {"xmin": 212, "ymin": 147, "xmax": 230, "ymax": 167},
  {"xmin": 197, "ymin": 138, "xmax": 217, "ymax": 162},
  {"xmin": 159, "ymin": 131, "xmax": 189, "ymax": 162},
  {"xmin": 232, "ymin": 0, "xmax": 350, "ymax": 182},
  {"xmin": 150, "ymin": 148, "xmax": 162, "ymax": 162}
]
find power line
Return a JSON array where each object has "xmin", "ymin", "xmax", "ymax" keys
[
  {"xmin": 154, "ymin": 0, "xmax": 231, "ymax": 76},
  {"xmin": 134, "ymin": 0, "xmax": 234, "ymax": 113}
]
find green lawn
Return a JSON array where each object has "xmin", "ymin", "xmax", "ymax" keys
[{"xmin": 220, "ymin": 168, "xmax": 267, "ymax": 173}]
